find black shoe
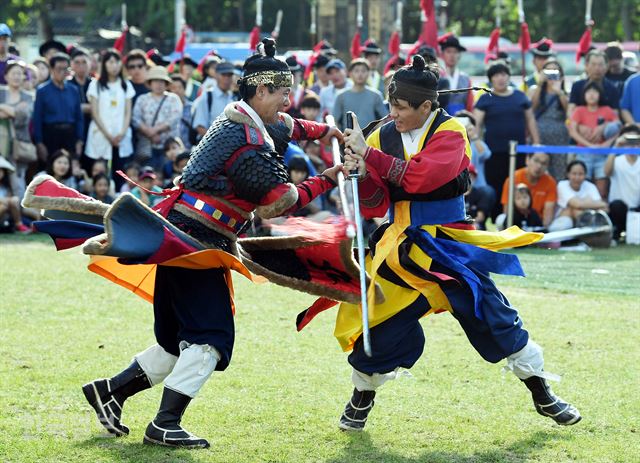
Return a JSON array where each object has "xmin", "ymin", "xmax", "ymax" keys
[
  {"xmin": 338, "ymin": 388, "xmax": 376, "ymax": 432},
  {"xmin": 523, "ymin": 376, "xmax": 582, "ymax": 425},
  {"xmin": 82, "ymin": 360, "xmax": 151, "ymax": 436},
  {"xmin": 143, "ymin": 387, "xmax": 210, "ymax": 449}
]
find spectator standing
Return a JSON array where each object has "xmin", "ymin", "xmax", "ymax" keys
[
  {"xmin": 32, "ymin": 53, "xmax": 84, "ymax": 166},
  {"xmin": 85, "ymin": 49, "xmax": 135, "ymax": 190},
  {"xmin": 169, "ymin": 75, "xmax": 193, "ymax": 149},
  {"xmin": 605, "ymin": 127, "xmax": 640, "ymax": 242},
  {"xmin": 550, "ymin": 160, "xmax": 607, "ymax": 231},
  {"xmin": 191, "ymin": 61, "xmax": 236, "ymax": 141},
  {"xmin": 319, "ymin": 59, "xmax": 352, "ymax": 117},
  {"xmin": 604, "ymin": 42, "xmax": 635, "ymax": 97},
  {"xmin": 38, "ymin": 40, "xmax": 66, "ymax": 62},
  {"xmin": 132, "ymin": 66, "xmax": 182, "ymax": 170},
  {"xmin": 0, "ymin": 24, "xmax": 18, "ymax": 85},
  {"xmin": 309, "ymin": 54, "xmax": 330, "ymax": 95},
  {"xmin": 332, "ymin": 59, "xmax": 386, "ymax": 131},
  {"xmin": 438, "ymin": 33, "xmax": 472, "ymax": 114},
  {"xmin": 568, "ymin": 50, "xmax": 620, "ymax": 116},
  {"xmin": 568, "ymin": 81, "xmax": 621, "ymax": 198},
  {"xmin": 500, "ymin": 153, "xmax": 556, "ymax": 228},
  {"xmin": 474, "ymin": 63, "xmax": 540, "ymax": 218},
  {"xmin": 523, "ymin": 38, "xmax": 554, "ymax": 90},
  {"xmin": 33, "ymin": 58, "xmax": 50, "ymax": 86},
  {"xmin": 177, "ymin": 56, "xmax": 201, "ymax": 102},
  {"xmin": 200, "ymin": 55, "xmax": 222, "ymax": 92},
  {"xmin": 68, "ymin": 48, "xmax": 93, "ymax": 153},
  {"xmin": 528, "ymin": 60, "xmax": 570, "ymax": 181},
  {"xmin": 620, "ymin": 73, "xmax": 640, "ymax": 124},
  {"xmin": 285, "ymin": 56, "xmax": 314, "ymax": 119},
  {"xmin": 362, "ymin": 39, "xmax": 384, "ymax": 94},
  {"xmin": 125, "ymin": 49, "xmax": 150, "ymax": 108},
  {"xmin": 0, "ymin": 60, "xmax": 35, "ymax": 199}
]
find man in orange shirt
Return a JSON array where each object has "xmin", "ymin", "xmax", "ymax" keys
[{"xmin": 501, "ymin": 152, "xmax": 557, "ymax": 226}]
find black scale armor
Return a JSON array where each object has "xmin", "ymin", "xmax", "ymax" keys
[{"xmin": 180, "ymin": 115, "xmax": 291, "ymax": 204}]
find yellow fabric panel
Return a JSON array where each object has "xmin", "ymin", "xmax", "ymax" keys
[
  {"xmin": 365, "ymin": 128, "xmax": 381, "ymax": 150},
  {"xmin": 335, "ymin": 258, "xmax": 421, "ymax": 352},
  {"xmin": 332, "ymin": 201, "xmax": 543, "ymax": 352}
]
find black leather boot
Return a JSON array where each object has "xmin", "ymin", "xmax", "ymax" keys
[
  {"xmin": 339, "ymin": 388, "xmax": 376, "ymax": 431},
  {"xmin": 523, "ymin": 376, "xmax": 582, "ymax": 425},
  {"xmin": 82, "ymin": 360, "xmax": 151, "ymax": 436},
  {"xmin": 143, "ymin": 387, "xmax": 210, "ymax": 448}
]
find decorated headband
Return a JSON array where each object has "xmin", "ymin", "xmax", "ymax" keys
[{"xmin": 241, "ymin": 70, "xmax": 293, "ymax": 88}]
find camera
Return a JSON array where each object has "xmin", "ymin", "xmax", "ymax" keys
[
  {"xmin": 542, "ymin": 69, "xmax": 560, "ymax": 81},
  {"xmin": 623, "ymin": 133, "xmax": 640, "ymax": 146}
]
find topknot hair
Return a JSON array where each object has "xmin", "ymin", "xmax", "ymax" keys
[{"xmin": 411, "ymin": 54, "xmax": 426, "ymax": 71}]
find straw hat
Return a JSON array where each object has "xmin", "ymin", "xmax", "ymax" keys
[{"xmin": 146, "ymin": 66, "xmax": 172, "ymax": 84}]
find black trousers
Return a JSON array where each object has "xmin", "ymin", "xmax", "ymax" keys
[
  {"xmin": 484, "ymin": 151, "xmax": 526, "ymax": 220},
  {"xmin": 608, "ymin": 200, "xmax": 638, "ymax": 240},
  {"xmin": 42, "ymin": 124, "xmax": 76, "ymax": 165},
  {"xmin": 153, "ymin": 265, "xmax": 235, "ymax": 371}
]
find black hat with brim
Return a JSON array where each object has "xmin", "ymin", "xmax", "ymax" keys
[
  {"xmin": 439, "ymin": 35, "xmax": 466, "ymax": 52},
  {"xmin": 39, "ymin": 39, "xmax": 66, "ymax": 57}
]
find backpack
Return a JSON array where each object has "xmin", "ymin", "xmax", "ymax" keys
[{"xmin": 188, "ymin": 90, "xmax": 213, "ymax": 146}]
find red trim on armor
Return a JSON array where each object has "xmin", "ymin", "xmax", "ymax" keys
[
  {"xmin": 176, "ymin": 191, "xmax": 247, "ymax": 235},
  {"xmin": 292, "ymin": 118, "xmax": 329, "ymax": 141},
  {"xmin": 223, "ymin": 144, "xmax": 261, "ymax": 173}
]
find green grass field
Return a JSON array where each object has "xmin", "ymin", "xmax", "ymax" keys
[{"xmin": 1, "ymin": 234, "xmax": 639, "ymax": 463}]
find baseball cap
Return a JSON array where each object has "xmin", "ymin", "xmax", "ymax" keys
[
  {"xmin": 216, "ymin": 61, "xmax": 235, "ymax": 74},
  {"xmin": 326, "ymin": 59, "xmax": 346, "ymax": 72},
  {"xmin": 0, "ymin": 23, "xmax": 11, "ymax": 38}
]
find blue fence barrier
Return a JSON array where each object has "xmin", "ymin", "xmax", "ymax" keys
[{"xmin": 516, "ymin": 144, "xmax": 640, "ymax": 156}]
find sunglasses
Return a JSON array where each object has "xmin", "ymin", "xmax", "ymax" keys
[{"xmin": 127, "ymin": 63, "xmax": 145, "ymax": 70}]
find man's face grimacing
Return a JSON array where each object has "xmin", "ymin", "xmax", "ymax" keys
[
  {"xmin": 389, "ymin": 98, "xmax": 432, "ymax": 133},
  {"xmin": 254, "ymin": 84, "xmax": 291, "ymax": 124}
]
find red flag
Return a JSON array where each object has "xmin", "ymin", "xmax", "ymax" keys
[
  {"xmin": 350, "ymin": 31, "xmax": 362, "ymax": 60},
  {"xmin": 167, "ymin": 60, "xmax": 177, "ymax": 73},
  {"xmin": 174, "ymin": 28, "xmax": 187, "ymax": 55},
  {"xmin": 576, "ymin": 27, "xmax": 592, "ymax": 63},
  {"xmin": 518, "ymin": 22, "xmax": 531, "ymax": 52},
  {"xmin": 419, "ymin": 0, "xmax": 438, "ymax": 49},
  {"xmin": 485, "ymin": 27, "xmax": 500, "ymax": 63},
  {"xmin": 405, "ymin": 41, "xmax": 422, "ymax": 64},
  {"xmin": 113, "ymin": 27, "xmax": 127, "ymax": 53},
  {"xmin": 388, "ymin": 31, "xmax": 400, "ymax": 55},
  {"xmin": 249, "ymin": 26, "xmax": 261, "ymax": 51},
  {"xmin": 312, "ymin": 40, "xmax": 324, "ymax": 52},
  {"xmin": 383, "ymin": 55, "xmax": 399, "ymax": 75}
]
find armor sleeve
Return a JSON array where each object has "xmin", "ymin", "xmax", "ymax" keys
[
  {"xmin": 226, "ymin": 147, "xmax": 290, "ymax": 204},
  {"xmin": 292, "ymin": 118, "xmax": 330, "ymax": 141}
]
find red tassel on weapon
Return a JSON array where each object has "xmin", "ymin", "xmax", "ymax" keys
[
  {"xmin": 249, "ymin": 26, "xmax": 261, "ymax": 51},
  {"xmin": 519, "ymin": 22, "xmax": 531, "ymax": 52},
  {"xmin": 350, "ymin": 31, "xmax": 362, "ymax": 60},
  {"xmin": 576, "ymin": 27, "xmax": 592, "ymax": 63},
  {"xmin": 113, "ymin": 27, "xmax": 127, "ymax": 53},
  {"xmin": 485, "ymin": 27, "xmax": 501, "ymax": 63}
]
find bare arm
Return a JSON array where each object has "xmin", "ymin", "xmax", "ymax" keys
[
  {"xmin": 528, "ymin": 85, "xmax": 542, "ymax": 110},
  {"xmin": 567, "ymin": 197, "xmax": 607, "ymax": 209},
  {"xmin": 620, "ymin": 109, "xmax": 634, "ymax": 125},
  {"xmin": 524, "ymin": 108, "xmax": 541, "ymax": 144},
  {"xmin": 542, "ymin": 201, "xmax": 555, "ymax": 227},
  {"xmin": 473, "ymin": 108, "xmax": 486, "ymax": 137},
  {"xmin": 604, "ymin": 154, "xmax": 616, "ymax": 177},
  {"xmin": 568, "ymin": 120, "xmax": 597, "ymax": 147}
]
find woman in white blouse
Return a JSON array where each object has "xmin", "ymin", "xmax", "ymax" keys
[
  {"xmin": 85, "ymin": 49, "xmax": 134, "ymax": 190},
  {"xmin": 549, "ymin": 160, "xmax": 607, "ymax": 231}
]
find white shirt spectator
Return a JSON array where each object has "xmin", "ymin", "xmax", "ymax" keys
[
  {"xmin": 85, "ymin": 79, "xmax": 135, "ymax": 159},
  {"xmin": 609, "ymin": 155, "xmax": 640, "ymax": 208},
  {"xmin": 556, "ymin": 179, "xmax": 601, "ymax": 211},
  {"xmin": 192, "ymin": 84, "xmax": 236, "ymax": 132},
  {"xmin": 319, "ymin": 80, "xmax": 352, "ymax": 117}
]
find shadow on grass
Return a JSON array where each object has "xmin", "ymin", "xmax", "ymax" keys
[
  {"xmin": 326, "ymin": 429, "xmax": 573, "ymax": 463},
  {"xmin": 76, "ymin": 437, "xmax": 203, "ymax": 463}
]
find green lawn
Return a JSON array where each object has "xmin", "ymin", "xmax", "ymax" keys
[{"xmin": 1, "ymin": 235, "xmax": 639, "ymax": 463}]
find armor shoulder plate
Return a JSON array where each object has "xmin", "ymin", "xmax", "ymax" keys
[
  {"xmin": 266, "ymin": 120, "xmax": 292, "ymax": 157},
  {"xmin": 181, "ymin": 116, "xmax": 248, "ymax": 194},
  {"xmin": 227, "ymin": 148, "xmax": 290, "ymax": 204}
]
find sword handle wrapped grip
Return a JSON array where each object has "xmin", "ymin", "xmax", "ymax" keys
[{"xmin": 346, "ymin": 112, "xmax": 358, "ymax": 177}]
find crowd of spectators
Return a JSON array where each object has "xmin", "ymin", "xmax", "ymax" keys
[{"xmin": 0, "ymin": 21, "xmax": 638, "ymax": 244}]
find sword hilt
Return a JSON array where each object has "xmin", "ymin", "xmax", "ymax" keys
[{"xmin": 345, "ymin": 111, "xmax": 360, "ymax": 179}]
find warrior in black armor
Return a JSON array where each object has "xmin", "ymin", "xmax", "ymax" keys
[{"xmin": 79, "ymin": 38, "xmax": 343, "ymax": 449}]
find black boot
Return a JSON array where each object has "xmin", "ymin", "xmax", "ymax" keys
[
  {"xmin": 523, "ymin": 376, "xmax": 582, "ymax": 425},
  {"xmin": 143, "ymin": 387, "xmax": 210, "ymax": 448},
  {"xmin": 339, "ymin": 388, "xmax": 376, "ymax": 431},
  {"xmin": 82, "ymin": 360, "xmax": 151, "ymax": 436}
]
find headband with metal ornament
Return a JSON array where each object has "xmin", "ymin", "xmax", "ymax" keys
[
  {"xmin": 389, "ymin": 80, "xmax": 493, "ymax": 102},
  {"xmin": 240, "ymin": 40, "xmax": 294, "ymax": 88}
]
